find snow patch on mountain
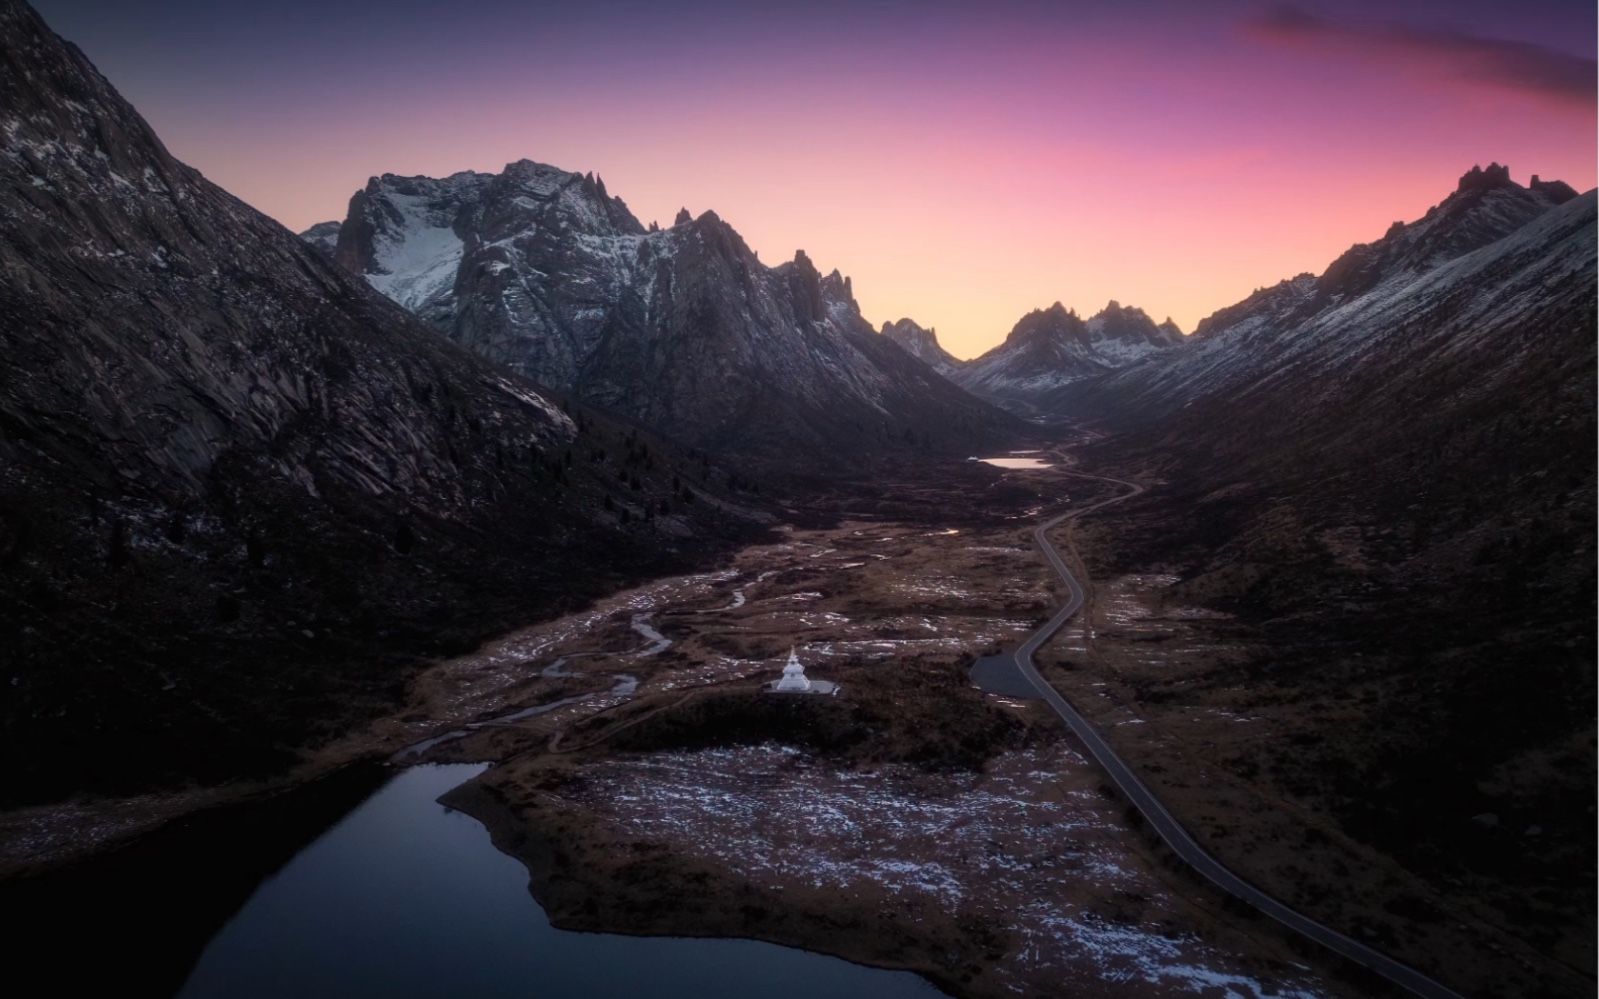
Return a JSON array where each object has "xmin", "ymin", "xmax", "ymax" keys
[
  {"xmin": 317, "ymin": 161, "xmax": 1011, "ymax": 455},
  {"xmin": 367, "ymin": 191, "xmax": 464, "ymax": 311}
]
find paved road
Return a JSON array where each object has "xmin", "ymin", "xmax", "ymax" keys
[{"xmin": 1009, "ymin": 470, "xmax": 1471, "ymax": 999}]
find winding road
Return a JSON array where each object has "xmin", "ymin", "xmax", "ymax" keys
[{"xmin": 1003, "ymin": 458, "xmax": 1471, "ymax": 999}]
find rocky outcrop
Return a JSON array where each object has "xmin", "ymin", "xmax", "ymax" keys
[
  {"xmin": 1314, "ymin": 163, "xmax": 1569, "ymax": 304},
  {"xmin": 879, "ymin": 318, "xmax": 962, "ymax": 377},
  {"xmin": 323, "ymin": 164, "xmax": 1014, "ymax": 458},
  {"xmin": 953, "ymin": 301, "xmax": 1182, "ymax": 406},
  {"xmin": 331, "ymin": 170, "xmax": 495, "ymax": 328},
  {"xmin": 0, "ymin": 0, "xmax": 757, "ymax": 805},
  {"xmin": 1062, "ymin": 167, "xmax": 1589, "ymax": 420},
  {"xmin": 300, "ymin": 220, "xmax": 341, "ymax": 257},
  {"xmin": 1529, "ymin": 175, "xmax": 1579, "ymax": 203},
  {"xmin": 1456, "ymin": 161, "xmax": 1513, "ymax": 192}
]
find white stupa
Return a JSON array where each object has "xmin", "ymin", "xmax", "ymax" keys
[{"xmin": 766, "ymin": 648, "xmax": 838, "ymax": 695}]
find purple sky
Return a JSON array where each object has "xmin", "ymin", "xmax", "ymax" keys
[{"xmin": 30, "ymin": 0, "xmax": 1596, "ymax": 354}]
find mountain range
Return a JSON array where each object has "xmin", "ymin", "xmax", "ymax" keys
[
  {"xmin": 0, "ymin": 0, "xmax": 762, "ymax": 804},
  {"xmin": 1, "ymin": 4, "xmax": 1593, "ymax": 980},
  {"xmin": 1055, "ymin": 162, "xmax": 1584, "ymax": 421},
  {"xmin": 1046, "ymin": 164, "xmax": 1595, "ymax": 999},
  {"xmin": 950, "ymin": 300, "xmax": 1184, "ymax": 406},
  {"xmin": 304, "ymin": 167, "xmax": 1012, "ymax": 457}
]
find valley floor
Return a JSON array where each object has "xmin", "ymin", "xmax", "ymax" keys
[{"xmin": 2, "ymin": 433, "xmax": 1587, "ymax": 999}]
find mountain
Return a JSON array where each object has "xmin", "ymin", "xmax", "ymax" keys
[
  {"xmin": 319, "ymin": 166, "xmax": 1013, "ymax": 458},
  {"xmin": 300, "ymin": 220, "xmax": 341, "ymax": 257},
  {"xmin": 0, "ymin": 0, "xmax": 758, "ymax": 805},
  {"xmin": 953, "ymin": 300, "xmax": 1182, "ymax": 407},
  {"xmin": 878, "ymin": 318, "xmax": 961, "ymax": 377},
  {"xmin": 1058, "ymin": 164, "xmax": 1586, "ymax": 420},
  {"xmin": 1051, "ymin": 169, "xmax": 1595, "ymax": 998}
]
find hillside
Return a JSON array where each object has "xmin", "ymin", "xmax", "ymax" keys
[{"xmin": 0, "ymin": 0, "xmax": 762, "ymax": 805}]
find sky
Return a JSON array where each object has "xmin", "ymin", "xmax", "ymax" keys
[{"xmin": 30, "ymin": 0, "xmax": 1596, "ymax": 358}]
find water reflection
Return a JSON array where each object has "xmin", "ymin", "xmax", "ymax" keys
[
  {"xmin": 177, "ymin": 764, "xmax": 945, "ymax": 999},
  {"xmin": 0, "ymin": 764, "xmax": 388, "ymax": 997}
]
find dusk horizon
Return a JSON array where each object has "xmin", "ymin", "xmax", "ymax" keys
[
  {"xmin": 2, "ymin": 2, "xmax": 1593, "ymax": 997},
  {"xmin": 29, "ymin": 0, "xmax": 1596, "ymax": 357}
]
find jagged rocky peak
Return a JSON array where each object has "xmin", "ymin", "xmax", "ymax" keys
[
  {"xmin": 1314, "ymin": 164, "xmax": 1580, "ymax": 303},
  {"xmin": 955, "ymin": 297, "xmax": 1181, "ymax": 406},
  {"xmin": 329, "ymin": 160, "xmax": 652, "ymax": 329},
  {"xmin": 1456, "ymin": 162, "xmax": 1513, "ymax": 192},
  {"xmin": 330, "ymin": 169, "xmax": 493, "ymax": 319},
  {"xmin": 488, "ymin": 158, "xmax": 646, "ymax": 236},
  {"xmin": 782, "ymin": 248, "xmax": 827, "ymax": 323},
  {"xmin": 1, "ymin": 0, "xmax": 775, "ymax": 801},
  {"xmin": 1007, "ymin": 302, "xmax": 1087, "ymax": 347},
  {"xmin": 1087, "ymin": 300, "xmax": 1184, "ymax": 348},
  {"xmin": 342, "ymin": 170, "xmax": 494, "ymax": 256},
  {"xmin": 314, "ymin": 160, "xmax": 1012, "ymax": 456},
  {"xmin": 300, "ymin": 220, "xmax": 341, "ymax": 257},
  {"xmin": 880, "ymin": 318, "xmax": 961, "ymax": 376},
  {"xmin": 1530, "ymin": 175, "xmax": 1580, "ymax": 204},
  {"xmin": 882, "ymin": 317, "xmax": 931, "ymax": 340}
]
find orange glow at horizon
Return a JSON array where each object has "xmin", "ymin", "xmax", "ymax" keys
[{"xmin": 69, "ymin": 4, "xmax": 1594, "ymax": 360}]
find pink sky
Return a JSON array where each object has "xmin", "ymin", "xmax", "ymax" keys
[{"xmin": 43, "ymin": 1, "xmax": 1595, "ymax": 358}]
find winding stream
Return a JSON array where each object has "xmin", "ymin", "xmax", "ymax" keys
[
  {"xmin": 391, "ymin": 674, "xmax": 637, "ymax": 762},
  {"xmin": 393, "ymin": 616, "xmax": 669, "ymax": 763}
]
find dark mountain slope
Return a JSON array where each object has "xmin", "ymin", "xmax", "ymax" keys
[
  {"xmin": 323, "ymin": 166, "xmax": 1017, "ymax": 459},
  {"xmin": 1062, "ymin": 165, "xmax": 1580, "ymax": 420},
  {"xmin": 1053, "ymin": 176, "xmax": 1595, "ymax": 997},
  {"xmin": 0, "ymin": 0, "xmax": 760, "ymax": 805}
]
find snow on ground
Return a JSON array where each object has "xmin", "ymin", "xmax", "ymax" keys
[
  {"xmin": 896, "ymin": 575, "xmax": 977, "ymax": 600},
  {"xmin": 566, "ymin": 743, "xmax": 1329, "ymax": 999}
]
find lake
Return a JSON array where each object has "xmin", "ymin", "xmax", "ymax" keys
[
  {"xmin": 975, "ymin": 457, "xmax": 1052, "ymax": 469},
  {"xmin": 166, "ymin": 763, "xmax": 947, "ymax": 998}
]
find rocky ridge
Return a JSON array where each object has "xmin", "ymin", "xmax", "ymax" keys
[
  {"xmin": 954, "ymin": 300, "xmax": 1183, "ymax": 406},
  {"xmin": 314, "ymin": 167, "xmax": 1013, "ymax": 458},
  {"xmin": 0, "ymin": 0, "xmax": 758, "ymax": 805},
  {"xmin": 1061, "ymin": 165, "xmax": 1587, "ymax": 419},
  {"xmin": 878, "ymin": 317, "xmax": 962, "ymax": 377},
  {"xmin": 1049, "ymin": 168, "xmax": 1596, "ymax": 999}
]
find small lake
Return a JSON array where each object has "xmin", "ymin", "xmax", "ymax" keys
[
  {"xmin": 170, "ymin": 764, "xmax": 946, "ymax": 998},
  {"xmin": 974, "ymin": 457, "xmax": 1052, "ymax": 469}
]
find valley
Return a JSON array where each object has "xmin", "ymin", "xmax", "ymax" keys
[
  {"xmin": 1, "ymin": 411, "xmax": 1590, "ymax": 999},
  {"xmin": 8, "ymin": 433, "xmax": 1568, "ymax": 999},
  {"xmin": 0, "ymin": 440, "xmax": 1348, "ymax": 999},
  {"xmin": 0, "ymin": 1, "xmax": 1592, "ymax": 997}
]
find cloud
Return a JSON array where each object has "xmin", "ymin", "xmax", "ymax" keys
[{"xmin": 1247, "ymin": 4, "xmax": 1595, "ymax": 111}]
